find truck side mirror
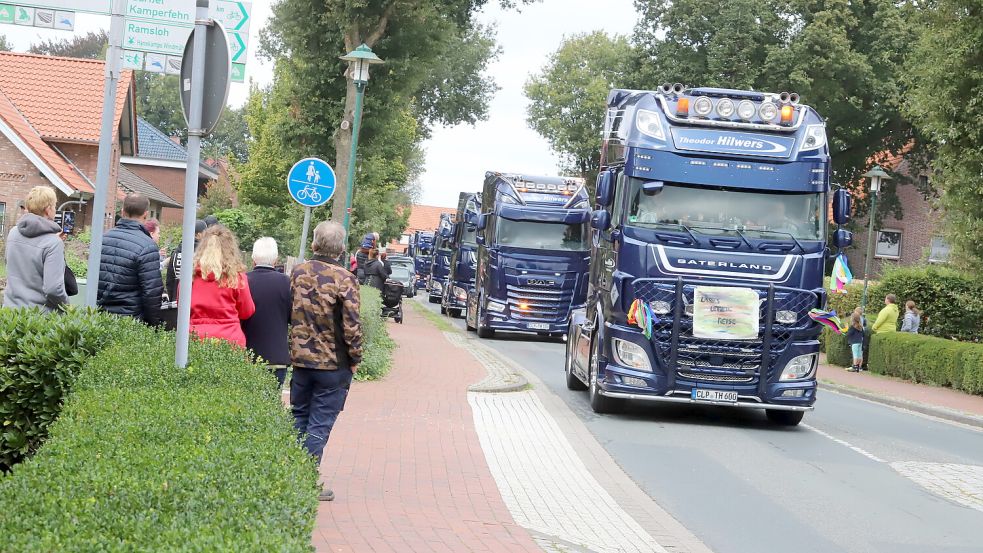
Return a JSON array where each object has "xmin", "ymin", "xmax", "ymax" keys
[
  {"xmin": 642, "ymin": 180, "xmax": 664, "ymax": 196},
  {"xmin": 832, "ymin": 228, "xmax": 852, "ymax": 249},
  {"xmin": 477, "ymin": 213, "xmax": 488, "ymax": 231},
  {"xmin": 476, "ymin": 233, "xmax": 485, "ymax": 246},
  {"xmin": 832, "ymin": 189, "xmax": 851, "ymax": 225},
  {"xmin": 590, "ymin": 209, "xmax": 611, "ymax": 231},
  {"xmin": 595, "ymin": 171, "xmax": 614, "ymax": 207}
]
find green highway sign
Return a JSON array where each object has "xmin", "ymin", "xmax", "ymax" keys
[
  {"xmin": 0, "ymin": 4, "xmax": 13, "ymax": 23},
  {"xmin": 231, "ymin": 62, "xmax": 245, "ymax": 82},
  {"xmin": 11, "ymin": 1, "xmax": 110, "ymax": 15},
  {"xmin": 126, "ymin": 0, "xmax": 193, "ymax": 26},
  {"xmin": 123, "ymin": 18, "xmax": 188, "ymax": 56},
  {"xmin": 211, "ymin": 0, "xmax": 249, "ymax": 32}
]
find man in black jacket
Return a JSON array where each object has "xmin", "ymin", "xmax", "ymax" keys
[
  {"xmin": 97, "ymin": 194, "xmax": 163, "ymax": 325},
  {"xmin": 242, "ymin": 237, "xmax": 292, "ymax": 388},
  {"xmin": 164, "ymin": 219, "xmax": 206, "ymax": 299}
]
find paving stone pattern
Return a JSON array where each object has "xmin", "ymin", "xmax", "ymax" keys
[
  {"xmin": 891, "ymin": 462, "xmax": 983, "ymax": 513},
  {"xmin": 444, "ymin": 331, "xmax": 528, "ymax": 393}
]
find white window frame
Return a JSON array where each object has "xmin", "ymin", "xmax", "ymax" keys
[
  {"xmin": 928, "ymin": 236, "xmax": 950, "ymax": 264},
  {"xmin": 874, "ymin": 229, "xmax": 903, "ymax": 259}
]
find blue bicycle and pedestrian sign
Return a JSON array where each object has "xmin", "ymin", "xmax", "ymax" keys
[{"xmin": 287, "ymin": 157, "xmax": 336, "ymax": 207}]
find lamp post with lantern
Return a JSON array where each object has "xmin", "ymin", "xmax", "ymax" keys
[
  {"xmin": 860, "ymin": 165, "xmax": 891, "ymax": 317},
  {"xmin": 340, "ymin": 44, "xmax": 384, "ymax": 234}
]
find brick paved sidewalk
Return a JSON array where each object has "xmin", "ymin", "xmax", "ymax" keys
[
  {"xmin": 310, "ymin": 307, "xmax": 542, "ymax": 552},
  {"xmin": 819, "ymin": 358, "xmax": 983, "ymax": 418}
]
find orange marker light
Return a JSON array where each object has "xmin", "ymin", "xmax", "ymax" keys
[
  {"xmin": 676, "ymin": 97, "xmax": 690, "ymax": 117},
  {"xmin": 519, "ymin": 303, "xmax": 530, "ymax": 310},
  {"xmin": 780, "ymin": 105, "xmax": 794, "ymax": 125}
]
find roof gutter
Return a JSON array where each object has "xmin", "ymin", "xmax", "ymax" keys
[
  {"xmin": 50, "ymin": 143, "xmax": 96, "ymax": 196},
  {"xmin": 0, "ymin": 117, "xmax": 74, "ymax": 195}
]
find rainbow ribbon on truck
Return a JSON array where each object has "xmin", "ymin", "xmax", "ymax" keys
[{"xmin": 628, "ymin": 299, "xmax": 659, "ymax": 339}]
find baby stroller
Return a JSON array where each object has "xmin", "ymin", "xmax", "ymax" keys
[{"xmin": 380, "ymin": 279, "xmax": 405, "ymax": 324}]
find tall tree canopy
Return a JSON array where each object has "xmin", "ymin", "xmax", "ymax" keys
[
  {"xmin": 905, "ymin": 0, "xmax": 983, "ymax": 270},
  {"xmin": 525, "ymin": 32, "xmax": 637, "ymax": 186},
  {"xmin": 29, "ymin": 31, "xmax": 107, "ymax": 58},
  {"xmin": 632, "ymin": 0, "xmax": 918, "ymax": 216}
]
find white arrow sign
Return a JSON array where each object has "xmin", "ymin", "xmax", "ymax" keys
[{"xmin": 211, "ymin": 0, "xmax": 249, "ymax": 32}]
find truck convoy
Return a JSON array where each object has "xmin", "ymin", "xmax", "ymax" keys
[
  {"xmin": 408, "ymin": 230, "xmax": 435, "ymax": 291},
  {"xmin": 466, "ymin": 173, "xmax": 592, "ymax": 339},
  {"xmin": 442, "ymin": 192, "xmax": 481, "ymax": 318},
  {"xmin": 563, "ymin": 85, "xmax": 851, "ymax": 426},
  {"xmin": 427, "ymin": 213, "xmax": 455, "ymax": 304}
]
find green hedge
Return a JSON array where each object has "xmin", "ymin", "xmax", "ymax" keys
[
  {"xmin": 357, "ymin": 287, "xmax": 396, "ymax": 381},
  {"xmin": 0, "ymin": 308, "xmax": 139, "ymax": 471},
  {"xmin": 0, "ymin": 326, "xmax": 318, "ymax": 551},
  {"xmin": 868, "ymin": 333, "xmax": 983, "ymax": 395},
  {"xmin": 869, "ymin": 266, "xmax": 983, "ymax": 341}
]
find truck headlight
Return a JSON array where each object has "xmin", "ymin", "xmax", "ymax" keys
[
  {"xmin": 612, "ymin": 338, "xmax": 652, "ymax": 372},
  {"xmin": 487, "ymin": 300, "xmax": 506, "ymax": 313},
  {"xmin": 635, "ymin": 109, "xmax": 667, "ymax": 141},
  {"xmin": 431, "ymin": 282, "xmax": 443, "ymax": 294},
  {"xmin": 453, "ymin": 286, "xmax": 467, "ymax": 300},
  {"xmin": 780, "ymin": 354, "xmax": 817, "ymax": 381},
  {"xmin": 800, "ymin": 124, "xmax": 827, "ymax": 152}
]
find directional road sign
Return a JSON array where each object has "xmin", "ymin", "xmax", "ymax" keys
[
  {"xmin": 288, "ymin": 158, "xmax": 336, "ymax": 208},
  {"xmin": 126, "ymin": 0, "xmax": 193, "ymax": 26},
  {"xmin": 231, "ymin": 63, "xmax": 245, "ymax": 82},
  {"xmin": 14, "ymin": 6, "xmax": 32, "ymax": 24},
  {"xmin": 0, "ymin": 4, "xmax": 14, "ymax": 23},
  {"xmin": 10, "ymin": 0, "xmax": 110, "ymax": 14},
  {"xmin": 211, "ymin": 0, "xmax": 249, "ymax": 32},
  {"xmin": 124, "ymin": 19, "xmax": 187, "ymax": 56}
]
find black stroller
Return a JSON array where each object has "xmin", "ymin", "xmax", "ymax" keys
[{"xmin": 380, "ymin": 279, "xmax": 405, "ymax": 324}]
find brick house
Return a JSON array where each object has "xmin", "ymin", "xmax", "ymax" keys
[
  {"xmin": 0, "ymin": 51, "xmax": 137, "ymax": 233},
  {"xmin": 846, "ymin": 152, "xmax": 949, "ymax": 278},
  {"xmin": 122, "ymin": 118, "xmax": 218, "ymax": 225},
  {"xmin": 387, "ymin": 203, "xmax": 456, "ymax": 253}
]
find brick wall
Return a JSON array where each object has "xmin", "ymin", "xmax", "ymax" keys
[
  {"xmin": 52, "ymin": 141, "xmax": 122, "ymax": 231},
  {"xmin": 0, "ymin": 132, "xmax": 56, "ymax": 234},
  {"xmin": 846, "ymin": 163, "xmax": 944, "ymax": 278}
]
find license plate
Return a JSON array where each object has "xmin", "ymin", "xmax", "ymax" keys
[
  {"xmin": 527, "ymin": 322, "xmax": 549, "ymax": 330},
  {"xmin": 692, "ymin": 389, "xmax": 738, "ymax": 403}
]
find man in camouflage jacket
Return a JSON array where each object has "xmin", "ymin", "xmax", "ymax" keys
[{"xmin": 289, "ymin": 221, "xmax": 362, "ymax": 501}]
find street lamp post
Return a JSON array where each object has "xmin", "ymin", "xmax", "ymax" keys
[
  {"xmin": 340, "ymin": 44, "xmax": 384, "ymax": 235},
  {"xmin": 860, "ymin": 165, "xmax": 891, "ymax": 318}
]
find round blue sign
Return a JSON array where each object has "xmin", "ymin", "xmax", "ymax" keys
[{"xmin": 287, "ymin": 157, "xmax": 336, "ymax": 207}]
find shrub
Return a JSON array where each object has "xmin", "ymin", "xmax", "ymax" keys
[
  {"xmin": 0, "ymin": 328, "xmax": 318, "ymax": 551},
  {"xmin": 0, "ymin": 308, "xmax": 141, "ymax": 471},
  {"xmin": 824, "ymin": 328, "xmax": 853, "ymax": 367},
  {"xmin": 869, "ymin": 265, "xmax": 983, "ymax": 341},
  {"xmin": 867, "ymin": 333, "xmax": 983, "ymax": 395},
  {"xmin": 357, "ymin": 287, "xmax": 395, "ymax": 381}
]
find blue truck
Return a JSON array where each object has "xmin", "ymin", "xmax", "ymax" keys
[
  {"xmin": 466, "ymin": 173, "xmax": 592, "ymax": 339},
  {"xmin": 408, "ymin": 230, "xmax": 435, "ymax": 290},
  {"xmin": 564, "ymin": 85, "xmax": 852, "ymax": 426},
  {"xmin": 427, "ymin": 213, "xmax": 455, "ymax": 304},
  {"xmin": 442, "ymin": 192, "xmax": 481, "ymax": 318}
]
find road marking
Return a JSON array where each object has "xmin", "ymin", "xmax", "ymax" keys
[{"xmin": 801, "ymin": 423, "xmax": 886, "ymax": 463}]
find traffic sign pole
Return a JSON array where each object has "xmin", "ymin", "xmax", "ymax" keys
[
  {"xmin": 175, "ymin": 0, "xmax": 210, "ymax": 369},
  {"xmin": 298, "ymin": 206, "xmax": 312, "ymax": 260},
  {"xmin": 341, "ymin": 81, "xmax": 365, "ymax": 234},
  {"xmin": 85, "ymin": 0, "xmax": 126, "ymax": 307}
]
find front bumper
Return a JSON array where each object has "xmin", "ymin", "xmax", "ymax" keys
[{"xmin": 485, "ymin": 315, "xmax": 569, "ymax": 334}]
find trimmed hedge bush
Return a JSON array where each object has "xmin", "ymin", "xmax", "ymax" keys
[
  {"xmin": 0, "ymin": 326, "xmax": 318, "ymax": 551},
  {"xmin": 867, "ymin": 332, "xmax": 983, "ymax": 395},
  {"xmin": 357, "ymin": 287, "xmax": 396, "ymax": 381},
  {"xmin": 0, "ymin": 308, "xmax": 141, "ymax": 471},
  {"xmin": 869, "ymin": 266, "xmax": 983, "ymax": 341}
]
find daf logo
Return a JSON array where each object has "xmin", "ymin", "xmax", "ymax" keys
[{"xmin": 527, "ymin": 279, "xmax": 555, "ymax": 287}]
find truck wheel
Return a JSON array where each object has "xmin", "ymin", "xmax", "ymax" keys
[
  {"xmin": 565, "ymin": 337, "xmax": 587, "ymax": 391},
  {"xmin": 766, "ymin": 410, "xmax": 804, "ymax": 426},
  {"xmin": 477, "ymin": 317, "xmax": 495, "ymax": 339},
  {"xmin": 588, "ymin": 335, "xmax": 623, "ymax": 414},
  {"xmin": 449, "ymin": 308, "xmax": 462, "ymax": 318},
  {"xmin": 428, "ymin": 296, "xmax": 440, "ymax": 304},
  {"xmin": 440, "ymin": 304, "xmax": 447, "ymax": 315}
]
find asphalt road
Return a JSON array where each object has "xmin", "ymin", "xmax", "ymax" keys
[{"xmin": 416, "ymin": 296, "xmax": 983, "ymax": 553}]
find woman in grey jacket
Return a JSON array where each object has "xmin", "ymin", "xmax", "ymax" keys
[{"xmin": 3, "ymin": 186, "xmax": 67, "ymax": 311}]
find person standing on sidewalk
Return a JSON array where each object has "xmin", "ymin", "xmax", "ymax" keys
[
  {"xmin": 97, "ymin": 194, "xmax": 163, "ymax": 326},
  {"xmin": 188, "ymin": 226, "xmax": 256, "ymax": 347},
  {"xmin": 243, "ymin": 237, "xmax": 292, "ymax": 388},
  {"xmin": 3, "ymin": 186, "xmax": 67, "ymax": 311},
  {"xmin": 289, "ymin": 221, "xmax": 362, "ymax": 502},
  {"xmin": 165, "ymin": 219, "xmax": 207, "ymax": 300},
  {"xmin": 871, "ymin": 294, "xmax": 899, "ymax": 334},
  {"xmin": 900, "ymin": 300, "xmax": 921, "ymax": 333},
  {"xmin": 846, "ymin": 308, "xmax": 865, "ymax": 372}
]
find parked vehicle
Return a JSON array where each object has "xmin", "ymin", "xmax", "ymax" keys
[
  {"xmin": 466, "ymin": 173, "xmax": 591, "ymax": 339},
  {"xmin": 564, "ymin": 85, "xmax": 852, "ymax": 425},
  {"xmin": 388, "ymin": 260, "xmax": 416, "ymax": 298},
  {"xmin": 442, "ymin": 192, "xmax": 480, "ymax": 318}
]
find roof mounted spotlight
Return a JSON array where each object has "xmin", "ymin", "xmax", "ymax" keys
[
  {"xmin": 789, "ymin": 92, "xmax": 800, "ymax": 105},
  {"xmin": 672, "ymin": 83, "xmax": 685, "ymax": 94},
  {"xmin": 737, "ymin": 100, "xmax": 756, "ymax": 121}
]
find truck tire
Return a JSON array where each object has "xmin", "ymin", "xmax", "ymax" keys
[
  {"xmin": 440, "ymin": 304, "xmax": 447, "ymax": 315},
  {"xmin": 477, "ymin": 316, "xmax": 495, "ymax": 339},
  {"xmin": 766, "ymin": 410, "xmax": 804, "ymax": 426},
  {"xmin": 565, "ymin": 338, "xmax": 587, "ymax": 391},
  {"xmin": 588, "ymin": 335, "xmax": 623, "ymax": 414}
]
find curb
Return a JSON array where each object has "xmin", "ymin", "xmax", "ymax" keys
[{"xmin": 820, "ymin": 379, "xmax": 983, "ymax": 430}]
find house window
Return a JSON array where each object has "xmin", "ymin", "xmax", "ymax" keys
[
  {"xmin": 929, "ymin": 237, "xmax": 950, "ymax": 263},
  {"xmin": 399, "ymin": 234, "xmax": 410, "ymax": 245},
  {"xmin": 874, "ymin": 229, "xmax": 902, "ymax": 259}
]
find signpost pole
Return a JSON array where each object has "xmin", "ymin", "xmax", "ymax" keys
[
  {"xmin": 84, "ymin": 0, "xmax": 126, "ymax": 307},
  {"xmin": 298, "ymin": 206, "xmax": 312, "ymax": 260},
  {"xmin": 341, "ymin": 81, "xmax": 365, "ymax": 234},
  {"xmin": 175, "ymin": 0, "xmax": 210, "ymax": 369}
]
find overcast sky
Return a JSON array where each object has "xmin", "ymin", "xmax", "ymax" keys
[{"xmin": 1, "ymin": 0, "xmax": 639, "ymax": 208}]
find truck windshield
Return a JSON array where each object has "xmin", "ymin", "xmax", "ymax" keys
[
  {"xmin": 461, "ymin": 223, "xmax": 477, "ymax": 246},
  {"xmin": 495, "ymin": 219, "xmax": 587, "ymax": 251},
  {"xmin": 627, "ymin": 179, "xmax": 824, "ymax": 241}
]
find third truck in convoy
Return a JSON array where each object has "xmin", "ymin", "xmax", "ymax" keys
[
  {"xmin": 563, "ymin": 85, "xmax": 852, "ymax": 425},
  {"xmin": 466, "ymin": 173, "xmax": 592, "ymax": 339},
  {"xmin": 442, "ymin": 192, "xmax": 481, "ymax": 318},
  {"xmin": 427, "ymin": 213, "xmax": 455, "ymax": 304}
]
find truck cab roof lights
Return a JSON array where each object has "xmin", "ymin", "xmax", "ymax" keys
[
  {"xmin": 692, "ymin": 96, "xmax": 713, "ymax": 118},
  {"xmin": 759, "ymin": 101, "xmax": 779, "ymax": 123},
  {"xmin": 676, "ymin": 97, "xmax": 690, "ymax": 117},
  {"xmin": 780, "ymin": 105, "xmax": 795, "ymax": 126},
  {"xmin": 715, "ymin": 98, "xmax": 735, "ymax": 118},
  {"xmin": 737, "ymin": 100, "xmax": 756, "ymax": 121},
  {"xmin": 635, "ymin": 109, "xmax": 667, "ymax": 140}
]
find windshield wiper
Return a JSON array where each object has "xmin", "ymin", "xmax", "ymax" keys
[
  {"xmin": 649, "ymin": 223, "xmax": 700, "ymax": 245},
  {"xmin": 687, "ymin": 224, "xmax": 754, "ymax": 250},
  {"xmin": 752, "ymin": 229, "xmax": 805, "ymax": 253}
]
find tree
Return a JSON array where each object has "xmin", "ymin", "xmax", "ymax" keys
[
  {"xmin": 0, "ymin": 35, "xmax": 11, "ymax": 52},
  {"xmin": 204, "ymin": 105, "xmax": 250, "ymax": 162},
  {"xmin": 29, "ymin": 31, "xmax": 107, "ymax": 59},
  {"xmin": 632, "ymin": 0, "xmax": 919, "ymax": 217},
  {"xmin": 905, "ymin": 0, "xmax": 983, "ymax": 270},
  {"xmin": 136, "ymin": 74, "xmax": 186, "ymax": 140},
  {"xmin": 525, "ymin": 32, "xmax": 637, "ymax": 185}
]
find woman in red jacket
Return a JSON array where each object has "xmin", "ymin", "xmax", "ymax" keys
[{"xmin": 189, "ymin": 225, "xmax": 256, "ymax": 347}]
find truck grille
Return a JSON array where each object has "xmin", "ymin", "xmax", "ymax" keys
[{"xmin": 506, "ymin": 285, "xmax": 571, "ymax": 322}]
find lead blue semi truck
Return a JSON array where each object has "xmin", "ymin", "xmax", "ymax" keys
[
  {"xmin": 466, "ymin": 173, "xmax": 592, "ymax": 339},
  {"xmin": 427, "ymin": 213, "xmax": 455, "ymax": 304},
  {"xmin": 442, "ymin": 192, "xmax": 481, "ymax": 318},
  {"xmin": 564, "ymin": 85, "xmax": 852, "ymax": 426}
]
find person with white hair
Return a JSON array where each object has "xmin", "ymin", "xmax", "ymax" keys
[{"xmin": 242, "ymin": 237, "xmax": 292, "ymax": 388}]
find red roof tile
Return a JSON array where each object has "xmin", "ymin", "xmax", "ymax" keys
[
  {"xmin": 0, "ymin": 51, "xmax": 133, "ymax": 143},
  {"xmin": 404, "ymin": 203, "xmax": 456, "ymax": 233},
  {"xmin": 0, "ymin": 89, "xmax": 92, "ymax": 193}
]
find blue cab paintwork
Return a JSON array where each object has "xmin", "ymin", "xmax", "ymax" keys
[
  {"xmin": 428, "ymin": 214, "xmax": 454, "ymax": 302},
  {"xmin": 408, "ymin": 231, "xmax": 434, "ymax": 289},
  {"xmin": 443, "ymin": 193, "xmax": 481, "ymax": 315}
]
